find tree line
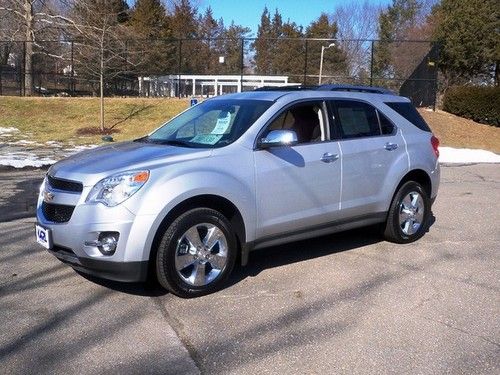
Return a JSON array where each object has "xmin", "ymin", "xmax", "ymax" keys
[{"xmin": 0, "ymin": 0, "xmax": 498, "ymax": 95}]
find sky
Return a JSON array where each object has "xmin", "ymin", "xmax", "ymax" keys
[{"xmin": 197, "ymin": 0, "xmax": 392, "ymax": 36}]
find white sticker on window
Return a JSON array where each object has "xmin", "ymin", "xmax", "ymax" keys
[
  {"xmin": 211, "ymin": 112, "xmax": 231, "ymax": 134},
  {"xmin": 191, "ymin": 134, "xmax": 223, "ymax": 145}
]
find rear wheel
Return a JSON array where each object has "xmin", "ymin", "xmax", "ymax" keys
[
  {"xmin": 156, "ymin": 208, "xmax": 237, "ymax": 298},
  {"xmin": 384, "ymin": 181, "xmax": 430, "ymax": 243}
]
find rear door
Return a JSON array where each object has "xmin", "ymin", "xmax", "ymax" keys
[
  {"xmin": 254, "ymin": 100, "xmax": 342, "ymax": 239},
  {"xmin": 328, "ymin": 99, "xmax": 407, "ymax": 218}
]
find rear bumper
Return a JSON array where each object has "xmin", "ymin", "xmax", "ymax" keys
[{"xmin": 49, "ymin": 246, "xmax": 148, "ymax": 282}]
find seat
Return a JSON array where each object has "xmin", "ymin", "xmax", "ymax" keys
[{"xmin": 289, "ymin": 107, "xmax": 320, "ymax": 143}]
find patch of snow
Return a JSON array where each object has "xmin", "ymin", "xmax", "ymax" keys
[
  {"xmin": 0, "ymin": 152, "xmax": 56, "ymax": 168},
  {"xmin": 10, "ymin": 140, "xmax": 39, "ymax": 146},
  {"xmin": 0, "ymin": 127, "xmax": 19, "ymax": 135},
  {"xmin": 439, "ymin": 147, "xmax": 500, "ymax": 164},
  {"xmin": 45, "ymin": 141, "xmax": 63, "ymax": 147}
]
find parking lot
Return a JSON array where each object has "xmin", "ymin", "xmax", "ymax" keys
[{"xmin": 0, "ymin": 164, "xmax": 499, "ymax": 374}]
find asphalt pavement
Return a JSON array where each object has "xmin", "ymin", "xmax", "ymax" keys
[{"xmin": 0, "ymin": 164, "xmax": 498, "ymax": 374}]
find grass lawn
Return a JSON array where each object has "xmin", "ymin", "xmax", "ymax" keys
[
  {"xmin": 0, "ymin": 96, "xmax": 188, "ymax": 145},
  {"xmin": 0, "ymin": 96, "xmax": 499, "ymax": 153},
  {"xmin": 419, "ymin": 109, "xmax": 500, "ymax": 153}
]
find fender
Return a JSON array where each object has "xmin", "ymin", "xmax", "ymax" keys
[{"xmin": 127, "ymin": 169, "xmax": 257, "ymax": 261}]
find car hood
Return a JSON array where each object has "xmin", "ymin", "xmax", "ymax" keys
[{"xmin": 49, "ymin": 141, "xmax": 212, "ymax": 185}]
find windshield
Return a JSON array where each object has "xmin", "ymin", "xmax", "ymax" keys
[{"xmin": 144, "ymin": 99, "xmax": 272, "ymax": 148}]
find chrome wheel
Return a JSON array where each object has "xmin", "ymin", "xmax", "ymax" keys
[
  {"xmin": 174, "ymin": 223, "xmax": 228, "ymax": 287},
  {"xmin": 398, "ymin": 191, "xmax": 424, "ymax": 235}
]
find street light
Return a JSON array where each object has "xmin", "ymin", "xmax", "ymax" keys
[{"xmin": 319, "ymin": 42, "xmax": 336, "ymax": 84}]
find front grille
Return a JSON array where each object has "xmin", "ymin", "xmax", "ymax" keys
[
  {"xmin": 47, "ymin": 175, "xmax": 83, "ymax": 193},
  {"xmin": 42, "ymin": 201, "xmax": 75, "ymax": 223}
]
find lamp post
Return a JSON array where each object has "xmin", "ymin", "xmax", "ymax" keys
[{"xmin": 318, "ymin": 42, "xmax": 336, "ymax": 84}]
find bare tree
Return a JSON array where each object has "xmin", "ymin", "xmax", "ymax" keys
[
  {"xmin": 0, "ymin": 0, "xmax": 76, "ymax": 95},
  {"xmin": 331, "ymin": 1, "xmax": 381, "ymax": 79},
  {"xmin": 63, "ymin": 0, "xmax": 142, "ymax": 132},
  {"xmin": 0, "ymin": 0, "xmax": 39, "ymax": 95}
]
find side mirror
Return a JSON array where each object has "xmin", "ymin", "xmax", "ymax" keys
[{"xmin": 259, "ymin": 130, "xmax": 298, "ymax": 149}]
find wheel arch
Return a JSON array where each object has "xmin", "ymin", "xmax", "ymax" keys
[
  {"xmin": 397, "ymin": 169, "xmax": 432, "ymax": 198},
  {"xmin": 148, "ymin": 194, "xmax": 247, "ymax": 273},
  {"xmin": 387, "ymin": 169, "xmax": 432, "ymax": 216}
]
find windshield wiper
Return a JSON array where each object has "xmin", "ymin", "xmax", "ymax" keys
[{"xmin": 151, "ymin": 139, "xmax": 195, "ymax": 147}]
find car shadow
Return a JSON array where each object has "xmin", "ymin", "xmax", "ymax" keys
[
  {"xmin": 227, "ymin": 225, "xmax": 383, "ymax": 287},
  {"xmin": 79, "ymin": 213, "xmax": 436, "ymax": 297},
  {"xmin": 228, "ymin": 211, "xmax": 436, "ymax": 289},
  {"xmin": 77, "ymin": 272, "xmax": 167, "ymax": 297}
]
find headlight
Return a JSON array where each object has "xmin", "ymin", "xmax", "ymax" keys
[{"xmin": 86, "ymin": 170, "xmax": 149, "ymax": 207}]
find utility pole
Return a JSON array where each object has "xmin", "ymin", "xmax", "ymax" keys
[{"xmin": 318, "ymin": 43, "xmax": 335, "ymax": 85}]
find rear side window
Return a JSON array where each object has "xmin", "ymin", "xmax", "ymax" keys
[
  {"xmin": 385, "ymin": 102, "xmax": 431, "ymax": 132},
  {"xmin": 335, "ymin": 100, "xmax": 380, "ymax": 138},
  {"xmin": 378, "ymin": 112, "xmax": 395, "ymax": 135}
]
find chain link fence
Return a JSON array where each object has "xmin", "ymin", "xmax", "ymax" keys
[{"xmin": 0, "ymin": 38, "xmax": 439, "ymax": 107}]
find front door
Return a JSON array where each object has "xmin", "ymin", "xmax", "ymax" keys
[{"xmin": 254, "ymin": 101, "xmax": 342, "ymax": 240}]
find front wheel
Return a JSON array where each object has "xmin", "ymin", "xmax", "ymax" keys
[
  {"xmin": 384, "ymin": 181, "xmax": 431, "ymax": 243},
  {"xmin": 156, "ymin": 208, "xmax": 237, "ymax": 298}
]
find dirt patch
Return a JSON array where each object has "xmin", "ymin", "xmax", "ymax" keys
[
  {"xmin": 75, "ymin": 127, "xmax": 121, "ymax": 136},
  {"xmin": 419, "ymin": 109, "xmax": 500, "ymax": 153}
]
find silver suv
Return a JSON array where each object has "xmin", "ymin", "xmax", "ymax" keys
[{"xmin": 36, "ymin": 85, "xmax": 440, "ymax": 297}]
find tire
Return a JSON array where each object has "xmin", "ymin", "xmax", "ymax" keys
[
  {"xmin": 156, "ymin": 208, "xmax": 237, "ymax": 298},
  {"xmin": 384, "ymin": 181, "xmax": 431, "ymax": 243}
]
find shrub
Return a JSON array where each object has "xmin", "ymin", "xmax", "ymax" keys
[{"xmin": 443, "ymin": 86, "xmax": 500, "ymax": 127}]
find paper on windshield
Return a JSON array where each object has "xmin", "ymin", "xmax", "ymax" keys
[{"xmin": 211, "ymin": 112, "xmax": 231, "ymax": 134}]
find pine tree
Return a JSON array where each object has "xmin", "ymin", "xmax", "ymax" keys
[
  {"xmin": 306, "ymin": 13, "xmax": 346, "ymax": 83},
  {"xmin": 129, "ymin": 0, "xmax": 169, "ymax": 38},
  {"xmin": 219, "ymin": 21, "xmax": 251, "ymax": 74},
  {"xmin": 169, "ymin": 0, "xmax": 202, "ymax": 74},
  {"xmin": 128, "ymin": 0, "xmax": 173, "ymax": 75},
  {"xmin": 432, "ymin": 0, "xmax": 499, "ymax": 86},
  {"xmin": 198, "ymin": 7, "xmax": 223, "ymax": 74},
  {"xmin": 253, "ymin": 7, "xmax": 273, "ymax": 74},
  {"xmin": 273, "ymin": 20, "xmax": 304, "ymax": 80},
  {"xmin": 373, "ymin": 0, "xmax": 422, "ymax": 78}
]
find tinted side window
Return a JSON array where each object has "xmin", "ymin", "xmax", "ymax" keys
[
  {"xmin": 385, "ymin": 102, "xmax": 431, "ymax": 132},
  {"xmin": 378, "ymin": 111, "xmax": 395, "ymax": 135},
  {"xmin": 335, "ymin": 100, "xmax": 381, "ymax": 139}
]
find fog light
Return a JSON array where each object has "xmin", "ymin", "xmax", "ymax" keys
[
  {"xmin": 85, "ymin": 232, "xmax": 119, "ymax": 255},
  {"xmin": 100, "ymin": 238, "xmax": 117, "ymax": 253}
]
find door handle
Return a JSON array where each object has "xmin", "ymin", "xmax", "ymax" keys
[
  {"xmin": 384, "ymin": 142, "xmax": 398, "ymax": 151},
  {"xmin": 320, "ymin": 152, "xmax": 339, "ymax": 163}
]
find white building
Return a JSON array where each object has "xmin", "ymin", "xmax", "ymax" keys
[{"xmin": 138, "ymin": 74, "xmax": 299, "ymax": 97}]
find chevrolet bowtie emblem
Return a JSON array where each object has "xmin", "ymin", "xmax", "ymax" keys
[{"xmin": 43, "ymin": 191, "xmax": 55, "ymax": 202}]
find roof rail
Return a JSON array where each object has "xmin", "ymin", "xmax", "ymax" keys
[
  {"xmin": 253, "ymin": 85, "xmax": 318, "ymax": 91},
  {"xmin": 317, "ymin": 84, "xmax": 395, "ymax": 95},
  {"xmin": 253, "ymin": 84, "xmax": 396, "ymax": 95}
]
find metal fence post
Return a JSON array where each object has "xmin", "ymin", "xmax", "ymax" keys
[
  {"xmin": 21, "ymin": 41, "xmax": 26, "ymax": 96},
  {"xmin": 432, "ymin": 42, "xmax": 440, "ymax": 111},
  {"xmin": 370, "ymin": 40, "xmax": 374, "ymax": 87},
  {"xmin": 70, "ymin": 41, "xmax": 75, "ymax": 96},
  {"xmin": 240, "ymin": 38, "xmax": 244, "ymax": 92},
  {"xmin": 303, "ymin": 39, "xmax": 309, "ymax": 85},
  {"xmin": 177, "ymin": 39, "xmax": 182, "ymax": 98}
]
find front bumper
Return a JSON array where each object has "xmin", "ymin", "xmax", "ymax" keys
[
  {"xmin": 36, "ymin": 181, "xmax": 157, "ymax": 283},
  {"xmin": 48, "ymin": 245, "xmax": 148, "ymax": 282}
]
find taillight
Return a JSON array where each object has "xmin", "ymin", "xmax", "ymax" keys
[{"xmin": 431, "ymin": 135, "xmax": 440, "ymax": 158}]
